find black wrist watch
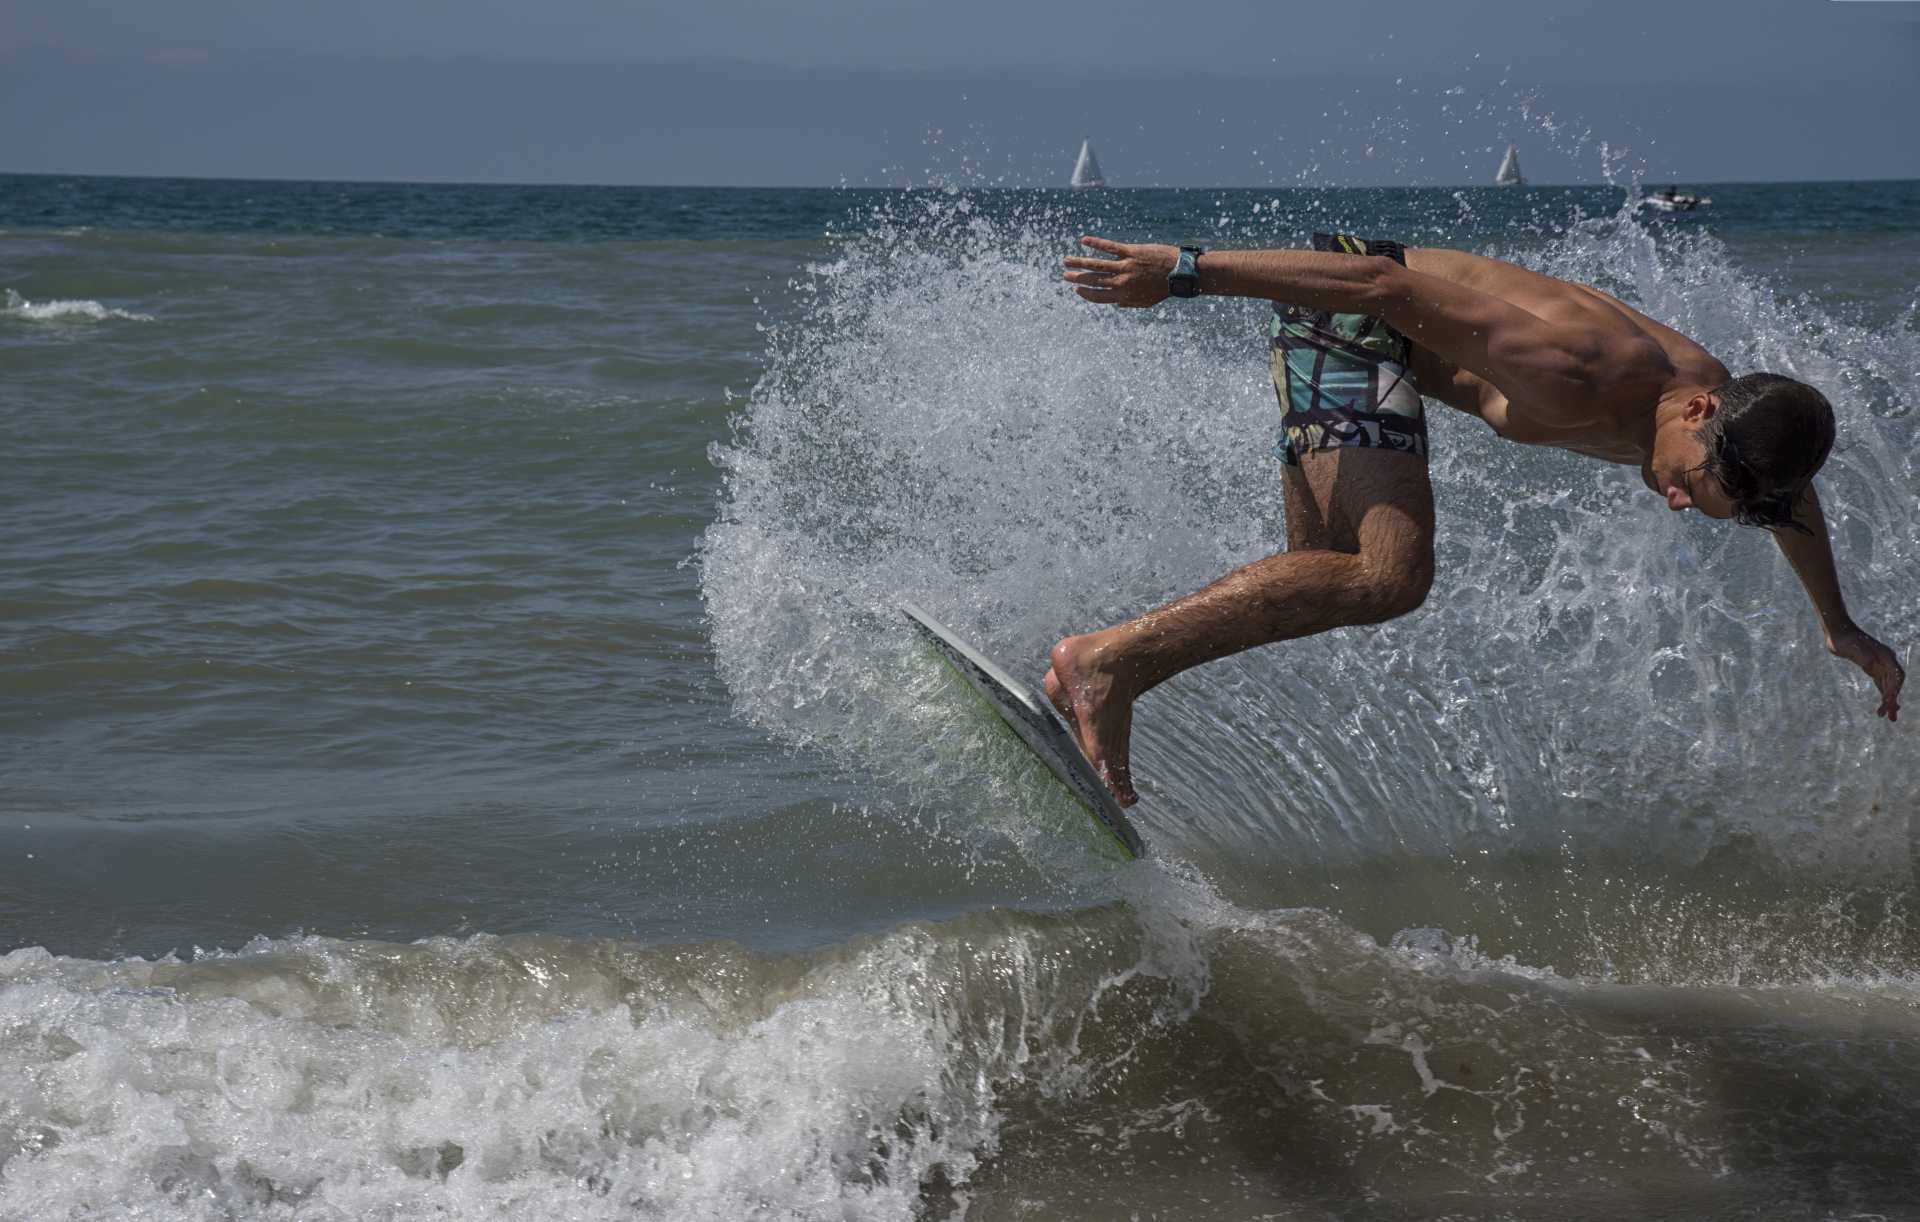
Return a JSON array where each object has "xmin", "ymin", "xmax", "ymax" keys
[{"xmin": 1168, "ymin": 245, "xmax": 1204, "ymax": 298}]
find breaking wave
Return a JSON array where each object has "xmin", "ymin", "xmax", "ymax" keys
[{"xmin": 3, "ymin": 287, "xmax": 153, "ymax": 322}]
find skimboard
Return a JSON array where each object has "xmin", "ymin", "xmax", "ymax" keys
[{"xmin": 900, "ymin": 602, "xmax": 1145, "ymax": 859}]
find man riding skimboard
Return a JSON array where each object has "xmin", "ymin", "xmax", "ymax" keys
[{"xmin": 1049, "ymin": 233, "xmax": 1905, "ymax": 806}]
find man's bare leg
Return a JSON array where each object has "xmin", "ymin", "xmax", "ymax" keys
[{"xmin": 1042, "ymin": 449, "xmax": 1435, "ymax": 805}]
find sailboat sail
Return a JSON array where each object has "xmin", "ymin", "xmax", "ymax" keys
[
  {"xmin": 1494, "ymin": 144, "xmax": 1525, "ymax": 187},
  {"xmin": 1070, "ymin": 140, "xmax": 1105, "ymax": 190}
]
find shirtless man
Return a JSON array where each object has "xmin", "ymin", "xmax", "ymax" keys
[{"xmin": 1049, "ymin": 233, "xmax": 1905, "ymax": 807}]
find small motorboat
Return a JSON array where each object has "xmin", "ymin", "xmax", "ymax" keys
[{"xmin": 1646, "ymin": 185, "xmax": 1712, "ymax": 212}]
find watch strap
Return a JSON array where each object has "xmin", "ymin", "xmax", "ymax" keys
[{"xmin": 1169, "ymin": 244, "xmax": 1204, "ymax": 298}]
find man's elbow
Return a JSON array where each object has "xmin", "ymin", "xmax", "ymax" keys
[{"xmin": 1362, "ymin": 259, "xmax": 1408, "ymax": 315}]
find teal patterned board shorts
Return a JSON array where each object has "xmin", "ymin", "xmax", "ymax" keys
[{"xmin": 1271, "ymin": 233, "xmax": 1426, "ymax": 466}]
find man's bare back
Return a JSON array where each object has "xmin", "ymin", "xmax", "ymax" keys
[
  {"xmin": 1400, "ymin": 247, "xmax": 1727, "ymax": 463},
  {"xmin": 1038, "ymin": 232, "xmax": 1903, "ymax": 809}
]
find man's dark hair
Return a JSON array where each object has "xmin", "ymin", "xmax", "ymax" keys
[{"xmin": 1698, "ymin": 373, "xmax": 1836, "ymax": 532}]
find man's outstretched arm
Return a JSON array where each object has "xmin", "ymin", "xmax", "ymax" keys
[
  {"xmin": 1774, "ymin": 484, "xmax": 1905, "ymax": 720},
  {"xmin": 1064, "ymin": 236, "xmax": 1637, "ymax": 417}
]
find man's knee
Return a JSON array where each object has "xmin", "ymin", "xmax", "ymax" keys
[{"xmin": 1358, "ymin": 551, "xmax": 1433, "ymax": 622}]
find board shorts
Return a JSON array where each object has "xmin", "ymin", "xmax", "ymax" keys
[{"xmin": 1271, "ymin": 233, "xmax": 1426, "ymax": 465}]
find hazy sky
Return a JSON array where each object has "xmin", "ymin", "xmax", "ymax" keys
[{"xmin": 3, "ymin": 0, "xmax": 1916, "ymax": 185}]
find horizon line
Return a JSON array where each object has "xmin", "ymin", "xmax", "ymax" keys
[{"xmin": 6, "ymin": 169, "xmax": 1919, "ymax": 193}]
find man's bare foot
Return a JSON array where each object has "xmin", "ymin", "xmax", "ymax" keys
[{"xmin": 1042, "ymin": 632, "xmax": 1140, "ymax": 806}]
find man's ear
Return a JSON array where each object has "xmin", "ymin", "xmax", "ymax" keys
[{"xmin": 1684, "ymin": 391, "xmax": 1719, "ymax": 423}]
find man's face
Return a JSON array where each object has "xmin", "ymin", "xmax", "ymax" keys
[
  {"xmin": 1645, "ymin": 395, "xmax": 1737, "ymax": 519},
  {"xmin": 1666, "ymin": 461, "xmax": 1737, "ymax": 520}
]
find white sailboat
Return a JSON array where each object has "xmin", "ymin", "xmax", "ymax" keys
[
  {"xmin": 1494, "ymin": 144, "xmax": 1525, "ymax": 188},
  {"xmin": 1070, "ymin": 139, "xmax": 1105, "ymax": 190}
]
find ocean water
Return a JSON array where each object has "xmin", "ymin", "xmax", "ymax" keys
[{"xmin": 3, "ymin": 171, "xmax": 1919, "ymax": 1220}]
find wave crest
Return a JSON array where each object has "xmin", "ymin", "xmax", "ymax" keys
[{"xmin": 3, "ymin": 287, "xmax": 153, "ymax": 322}]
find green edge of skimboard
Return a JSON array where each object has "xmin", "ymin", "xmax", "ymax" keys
[{"xmin": 900, "ymin": 601, "xmax": 1145, "ymax": 860}]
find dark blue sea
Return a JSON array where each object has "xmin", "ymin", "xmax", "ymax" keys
[{"xmin": 2, "ymin": 172, "xmax": 1918, "ymax": 1219}]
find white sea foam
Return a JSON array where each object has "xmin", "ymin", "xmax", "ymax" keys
[
  {"xmin": 2, "ymin": 287, "xmax": 153, "ymax": 322},
  {"xmin": 0, "ymin": 927, "xmax": 1067, "ymax": 1221}
]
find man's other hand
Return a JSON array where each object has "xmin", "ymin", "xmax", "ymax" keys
[
  {"xmin": 1828, "ymin": 625, "xmax": 1905, "ymax": 721},
  {"xmin": 1063, "ymin": 236, "xmax": 1179, "ymax": 309}
]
